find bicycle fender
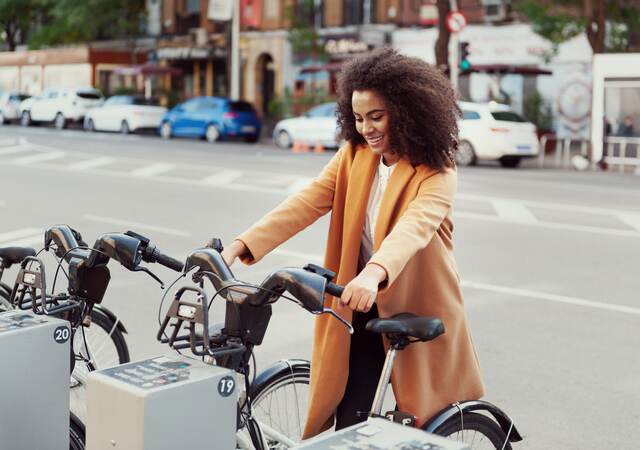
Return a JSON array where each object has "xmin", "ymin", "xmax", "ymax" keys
[
  {"xmin": 93, "ymin": 304, "xmax": 128, "ymax": 334},
  {"xmin": 249, "ymin": 358, "xmax": 310, "ymax": 397},
  {"xmin": 422, "ymin": 400, "xmax": 523, "ymax": 442}
]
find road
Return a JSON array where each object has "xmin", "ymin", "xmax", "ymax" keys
[{"xmin": 1, "ymin": 125, "xmax": 639, "ymax": 449}]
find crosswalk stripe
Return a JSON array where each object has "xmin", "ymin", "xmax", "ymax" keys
[
  {"xmin": 287, "ymin": 177, "xmax": 314, "ymax": 194},
  {"xmin": 13, "ymin": 150, "xmax": 66, "ymax": 165},
  {"xmin": 201, "ymin": 170, "xmax": 244, "ymax": 186},
  {"xmin": 491, "ymin": 199, "xmax": 538, "ymax": 224},
  {"xmin": 130, "ymin": 163, "xmax": 176, "ymax": 177},
  {"xmin": 0, "ymin": 228, "xmax": 41, "ymax": 244},
  {"xmin": 1, "ymin": 234, "xmax": 42, "ymax": 247},
  {"xmin": 68, "ymin": 156, "xmax": 115, "ymax": 171},
  {"xmin": 0, "ymin": 145, "xmax": 31, "ymax": 156},
  {"xmin": 456, "ymin": 211, "xmax": 640, "ymax": 238},
  {"xmin": 616, "ymin": 213, "xmax": 640, "ymax": 232},
  {"xmin": 83, "ymin": 214, "xmax": 191, "ymax": 237}
]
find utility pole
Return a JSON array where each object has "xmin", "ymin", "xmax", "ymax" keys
[{"xmin": 449, "ymin": 0, "xmax": 459, "ymax": 94}]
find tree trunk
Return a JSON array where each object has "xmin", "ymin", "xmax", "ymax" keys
[
  {"xmin": 435, "ymin": 0, "xmax": 451, "ymax": 72},
  {"xmin": 4, "ymin": 22, "xmax": 17, "ymax": 51},
  {"xmin": 585, "ymin": 0, "xmax": 606, "ymax": 53}
]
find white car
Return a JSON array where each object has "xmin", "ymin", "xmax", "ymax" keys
[
  {"xmin": 273, "ymin": 102, "xmax": 340, "ymax": 149},
  {"xmin": 0, "ymin": 92, "xmax": 29, "ymax": 124},
  {"xmin": 84, "ymin": 95, "xmax": 167, "ymax": 134},
  {"xmin": 19, "ymin": 87, "xmax": 104, "ymax": 129},
  {"xmin": 456, "ymin": 101, "xmax": 539, "ymax": 168}
]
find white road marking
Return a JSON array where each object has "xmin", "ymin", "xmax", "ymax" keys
[
  {"xmin": 455, "ymin": 211, "xmax": 640, "ymax": 238},
  {"xmin": 272, "ymin": 248, "xmax": 322, "ymax": 262},
  {"xmin": 201, "ymin": 169, "xmax": 244, "ymax": 186},
  {"xmin": 83, "ymin": 214, "xmax": 191, "ymax": 237},
  {"xmin": 68, "ymin": 156, "xmax": 115, "ymax": 171},
  {"xmin": 287, "ymin": 177, "xmax": 314, "ymax": 194},
  {"xmin": 491, "ymin": 199, "xmax": 538, "ymax": 224},
  {"xmin": 458, "ymin": 193, "xmax": 640, "ymax": 218},
  {"xmin": 616, "ymin": 212, "xmax": 640, "ymax": 232},
  {"xmin": 130, "ymin": 162, "xmax": 176, "ymax": 177},
  {"xmin": 13, "ymin": 150, "xmax": 66, "ymax": 165},
  {"xmin": 462, "ymin": 280, "xmax": 640, "ymax": 316},
  {"xmin": 0, "ymin": 145, "xmax": 31, "ymax": 156},
  {"xmin": 1, "ymin": 234, "xmax": 43, "ymax": 247},
  {"xmin": 0, "ymin": 228, "xmax": 42, "ymax": 244}
]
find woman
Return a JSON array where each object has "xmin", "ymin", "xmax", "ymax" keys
[{"xmin": 222, "ymin": 47, "xmax": 484, "ymax": 438}]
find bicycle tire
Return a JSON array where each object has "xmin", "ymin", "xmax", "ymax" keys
[
  {"xmin": 69, "ymin": 412, "xmax": 86, "ymax": 450},
  {"xmin": 250, "ymin": 362, "xmax": 311, "ymax": 448},
  {"xmin": 70, "ymin": 308, "xmax": 129, "ymax": 417},
  {"xmin": 433, "ymin": 411, "xmax": 512, "ymax": 450},
  {"xmin": 0, "ymin": 284, "xmax": 11, "ymax": 312}
]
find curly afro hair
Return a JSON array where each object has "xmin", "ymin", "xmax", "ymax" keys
[{"xmin": 336, "ymin": 47, "xmax": 460, "ymax": 170}]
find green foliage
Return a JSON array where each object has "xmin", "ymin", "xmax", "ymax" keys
[
  {"xmin": 523, "ymin": 91, "xmax": 553, "ymax": 132},
  {"xmin": 268, "ymin": 87, "xmax": 294, "ymax": 120},
  {"xmin": 267, "ymin": 87, "xmax": 334, "ymax": 120},
  {"xmin": 285, "ymin": 0, "xmax": 326, "ymax": 63},
  {"xmin": 0, "ymin": 0, "xmax": 44, "ymax": 50},
  {"xmin": 28, "ymin": 0, "xmax": 146, "ymax": 49}
]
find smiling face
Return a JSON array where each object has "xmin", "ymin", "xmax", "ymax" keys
[{"xmin": 352, "ymin": 89, "xmax": 397, "ymax": 163}]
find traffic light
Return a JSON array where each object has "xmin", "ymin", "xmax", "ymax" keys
[{"xmin": 459, "ymin": 41, "xmax": 471, "ymax": 71}]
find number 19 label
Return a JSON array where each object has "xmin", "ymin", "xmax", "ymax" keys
[{"xmin": 218, "ymin": 376, "xmax": 235, "ymax": 397}]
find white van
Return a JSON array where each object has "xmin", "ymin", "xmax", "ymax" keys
[{"xmin": 19, "ymin": 88, "xmax": 104, "ymax": 129}]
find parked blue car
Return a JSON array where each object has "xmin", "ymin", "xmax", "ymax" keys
[{"xmin": 158, "ymin": 96, "xmax": 261, "ymax": 143}]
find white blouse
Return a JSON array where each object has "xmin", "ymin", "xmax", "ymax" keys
[{"xmin": 358, "ymin": 157, "xmax": 397, "ymax": 269}]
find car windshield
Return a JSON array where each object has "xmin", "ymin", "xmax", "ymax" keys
[
  {"xmin": 306, "ymin": 103, "xmax": 335, "ymax": 118},
  {"xmin": 77, "ymin": 92, "xmax": 102, "ymax": 100},
  {"xmin": 131, "ymin": 97, "xmax": 159, "ymax": 106},
  {"xmin": 10, "ymin": 94, "xmax": 29, "ymax": 102},
  {"xmin": 230, "ymin": 101, "xmax": 255, "ymax": 112},
  {"xmin": 491, "ymin": 111, "xmax": 526, "ymax": 122}
]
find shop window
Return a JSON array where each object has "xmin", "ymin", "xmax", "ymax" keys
[
  {"xmin": 344, "ymin": 0, "xmax": 364, "ymax": 25},
  {"xmin": 603, "ymin": 79, "xmax": 640, "ymax": 160}
]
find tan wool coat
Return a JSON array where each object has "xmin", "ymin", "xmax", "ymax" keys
[{"xmin": 236, "ymin": 143, "xmax": 485, "ymax": 439}]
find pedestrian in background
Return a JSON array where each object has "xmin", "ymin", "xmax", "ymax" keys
[{"xmin": 222, "ymin": 47, "xmax": 484, "ymax": 438}]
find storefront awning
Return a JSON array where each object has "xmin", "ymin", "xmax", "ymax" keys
[
  {"xmin": 458, "ymin": 64, "xmax": 552, "ymax": 75},
  {"xmin": 113, "ymin": 63, "xmax": 183, "ymax": 76},
  {"xmin": 299, "ymin": 62, "xmax": 344, "ymax": 74}
]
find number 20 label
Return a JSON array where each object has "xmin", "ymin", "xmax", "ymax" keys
[
  {"xmin": 54, "ymin": 326, "xmax": 70, "ymax": 344},
  {"xmin": 218, "ymin": 376, "xmax": 235, "ymax": 397}
]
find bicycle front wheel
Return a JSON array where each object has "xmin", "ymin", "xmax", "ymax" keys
[
  {"xmin": 69, "ymin": 412, "xmax": 86, "ymax": 450},
  {"xmin": 250, "ymin": 360, "xmax": 311, "ymax": 449},
  {"xmin": 433, "ymin": 412, "xmax": 512, "ymax": 450},
  {"xmin": 70, "ymin": 308, "xmax": 129, "ymax": 417}
]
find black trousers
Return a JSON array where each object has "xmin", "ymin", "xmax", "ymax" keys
[{"xmin": 335, "ymin": 304, "xmax": 386, "ymax": 430}]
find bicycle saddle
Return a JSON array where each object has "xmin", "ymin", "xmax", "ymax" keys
[
  {"xmin": 366, "ymin": 313, "xmax": 444, "ymax": 342},
  {"xmin": 0, "ymin": 247, "xmax": 36, "ymax": 268}
]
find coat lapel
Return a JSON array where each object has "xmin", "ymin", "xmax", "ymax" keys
[{"xmin": 373, "ymin": 158, "xmax": 416, "ymax": 250}]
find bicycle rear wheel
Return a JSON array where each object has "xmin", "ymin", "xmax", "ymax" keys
[
  {"xmin": 250, "ymin": 361, "xmax": 311, "ymax": 449},
  {"xmin": 70, "ymin": 308, "xmax": 129, "ymax": 417},
  {"xmin": 0, "ymin": 283, "xmax": 11, "ymax": 312},
  {"xmin": 433, "ymin": 411, "xmax": 512, "ymax": 450}
]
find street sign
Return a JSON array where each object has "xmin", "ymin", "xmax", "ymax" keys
[
  {"xmin": 208, "ymin": 0, "xmax": 233, "ymax": 21},
  {"xmin": 446, "ymin": 11, "xmax": 467, "ymax": 33}
]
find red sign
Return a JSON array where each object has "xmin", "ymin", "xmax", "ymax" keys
[
  {"xmin": 241, "ymin": 0, "xmax": 262, "ymax": 28},
  {"xmin": 446, "ymin": 11, "xmax": 467, "ymax": 33}
]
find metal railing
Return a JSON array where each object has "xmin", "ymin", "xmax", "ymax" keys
[
  {"xmin": 538, "ymin": 134, "xmax": 591, "ymax": 169},
  {"xmin": 603, "ymin": 137, "xmax": 640, "ymax": 173}
]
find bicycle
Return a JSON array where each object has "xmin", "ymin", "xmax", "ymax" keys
[{"xmin": 141, "ymin": 237, "xmax": 522, "ymax": 450}]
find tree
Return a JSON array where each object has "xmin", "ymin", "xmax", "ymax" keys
[
  {"xmin": 286, "ymin": 0, "xmax": 325, "ymax": 64},
  {"xmin": 0, "ymin": 0, "xmax": 43, "ymax": 51},
  {"xmin": 28, "ymin": 0, "xmax": 146, "ymax": 50},
  {"xmin": 434, "ymin": 0, "xmax": 452, "ymax": 72},
  {"xmin": 514, "ymin": 0, "xmax": 640, "ymax": 55}
]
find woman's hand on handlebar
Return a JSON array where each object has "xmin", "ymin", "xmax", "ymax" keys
[
  {"xmin": 340, "ymin": 264, "xmax": 387, "ymax": 313},
  {"xmin": 221, "ymin": 240, "xmax": 248, "ymax": 267}
]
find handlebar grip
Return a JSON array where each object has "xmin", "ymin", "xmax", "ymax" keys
[
  {"xmin": 154, "ymin": 251, "xmax": 184, "ymax": 272},
  {"xmin": 325, "ymin": 282, "xmax": 344, "ymax": 298}
]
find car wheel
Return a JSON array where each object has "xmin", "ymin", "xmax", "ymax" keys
[
  {"xmin": 275, "ymin": 130, "xmax": 292, "ymax": 149},
  {"xmin": 54, "ymin": 112, "xmax": 66, "ymax": 130},
  {"xmin": 499, "ymin": 156, "xmax": 522, "ymax": 168},
  {"xmin": 120, "ymin": 120, "xmax": 130, "ymax": 135},
  {"xmin": 454, "ymin": 140, "xmax": 477, "ymax": 166},
  {"xmin": 205, "ymin": 124, "xmax": 220, "ymax": 143},
  {"xmin": 160, "ymin": 122, "xmax": 172, "ymax": 139},
  {"xmin": 21, "ymin": 111, "xmax": 31, "ymax": 127},
  {"xmin": 0, "ymin": 111, "xmax": 5, "ymax": 125},
  {"xmin": 85, "ymin": 119, "xmax": 95, "ymax": 132}
]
